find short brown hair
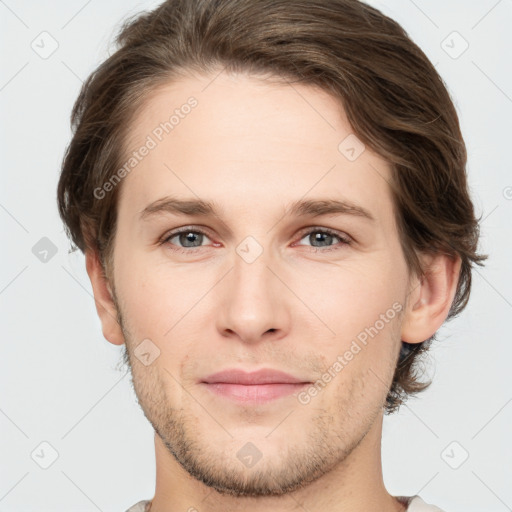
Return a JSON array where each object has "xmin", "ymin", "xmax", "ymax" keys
[{"xmin": 57, "ymin": 0, "xmax": 486, "ymax": 414}]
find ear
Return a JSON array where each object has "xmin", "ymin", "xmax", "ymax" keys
[
  {"xmin": 85, "ymin": 249, "xmax": 125, "ymax": 346},
  {"xmin": 400, "ymin": 252, "xmax": 462, "ymax": 344}
]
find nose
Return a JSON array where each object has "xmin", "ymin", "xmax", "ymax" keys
[{"xmin": 214, "ymin": 245, "xmax": 291, "ymax": 345}]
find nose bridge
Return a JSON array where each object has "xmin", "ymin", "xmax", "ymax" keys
[
  {"xmin": 216, "ymin": 237, "xmax": 289, "ymax": 342},
  {"xmin": 233, "ymin": 241, "xmax": 273, "ymax": 300}
]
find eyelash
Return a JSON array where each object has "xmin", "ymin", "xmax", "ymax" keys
[{"xmin": 160, "ymin": 226, "xmax": 352, "ymax": 255}]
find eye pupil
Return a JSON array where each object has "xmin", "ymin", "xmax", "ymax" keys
[
  {"xmin": 311, "ymin": 232, "xmax": 334, "ymax": 247},
  {"xmin": 180, "ymin": 232, "xmax": 203, "ymax": 247}
]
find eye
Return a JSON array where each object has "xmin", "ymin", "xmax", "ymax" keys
[
  {"xmin": 161, "ymin": 227, "xmax": 214, "ymax": 253},
  {"xmin": 160, "ymin": 226, "xmax": 351, "ymax": 255},
  {"xmin": 294, "ymin": 227, "xmax": 351, "ymax": 252}
]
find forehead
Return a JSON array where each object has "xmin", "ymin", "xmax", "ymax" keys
[{"xmin": 118, "ymin": 71, "xmax": 394, "ymax": 224}]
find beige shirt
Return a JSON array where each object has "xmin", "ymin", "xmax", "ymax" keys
[
  {"xmin": 399, "ymin": 495, "xmax": 447, "ymax": 511},
  {"xmin": 125, "ymin": 495, "xmax": 447, "ymax": 511}
]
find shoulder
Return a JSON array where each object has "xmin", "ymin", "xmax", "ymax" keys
[
  {"xmin": 403, "ymin": 495, "xmax": 447, "ymax": 511},
  {"xmin": 124, "ymin": 500, "xmax": 151, "ymax": 512}
]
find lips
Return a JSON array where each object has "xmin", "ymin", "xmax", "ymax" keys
[
  {"xmin": 201, "ymin": 368, "xmax": 309, "ymax": 385},
  {"xmin": 200, "ymin": 368, "xmax": 311, "ymax": 403}
]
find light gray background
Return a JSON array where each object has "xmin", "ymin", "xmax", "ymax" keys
[{"xmin": 1, "ymin": 1, "xmax": 510, "ymax": 511}]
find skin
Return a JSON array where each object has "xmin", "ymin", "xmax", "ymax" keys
[{"xmin": 86, "ymin": 69, "xmax": 461, "ymax": 512}]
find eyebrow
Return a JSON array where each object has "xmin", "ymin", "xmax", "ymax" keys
[{"xmin": 139, "ymin": 196, "xmax": 375, "ymax": 222}]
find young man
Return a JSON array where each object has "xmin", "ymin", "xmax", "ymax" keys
[{"xmin": 57, "ymin": 1, "xmax": 485, "ymax": 510}]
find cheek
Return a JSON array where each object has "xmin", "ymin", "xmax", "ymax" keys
[
  {"xmin": 115, "ymin": 252, "xmax": 217, "ymax": 352},
  {"xmin": 114, "ymin": 257, "xmax": 168, "ymax": 333},
  {"xmin": 290, "ymin": 258, "xmax": 406, "ymax": 373},
  {"xmin": 299, "ymin": 263, "xmax": 403, "ymax": 335}
]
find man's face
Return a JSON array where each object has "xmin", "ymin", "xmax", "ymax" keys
[{"xmin": 109, "ymin": 70, "xmax": 412, "ymax": 496}]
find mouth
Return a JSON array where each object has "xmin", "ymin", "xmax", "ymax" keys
[{"xmin": 200, "ymin": 368, "xmax": 311, "ymax": 403}]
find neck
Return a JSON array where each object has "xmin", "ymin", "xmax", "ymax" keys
[{"xmin": 148, "ymin": 412, "xmax": 406, "ymax": 512}]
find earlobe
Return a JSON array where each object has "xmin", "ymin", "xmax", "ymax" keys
[
  {"xmin": 85, "ymin": 249, "xmax": 125, "ymax": 346},
  {"xmin": 400, "ymin": 252, "xmax": 462, "ymax": 344}
]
